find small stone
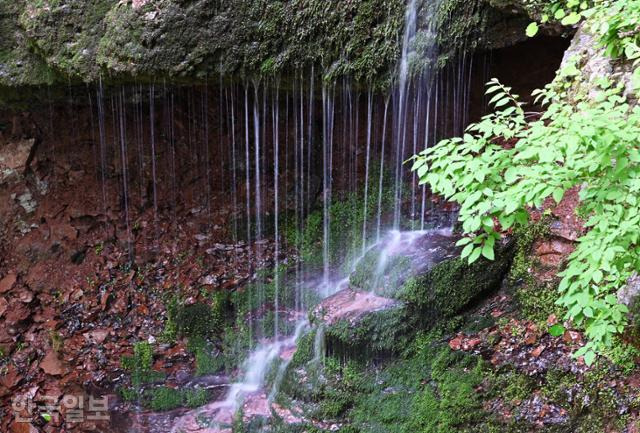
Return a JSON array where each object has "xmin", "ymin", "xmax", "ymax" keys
[
  {"xmin": 40, "ymin": 350, "xmax": 64, "ymax": 376},
  {"xmin": 0, "ymin": 273, "xmax": 17, "ymax": 293}
]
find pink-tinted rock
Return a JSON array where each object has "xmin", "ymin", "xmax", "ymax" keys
[{"xmin": 313, "ymin": 288, "xmax": 398, "ymax": 326}]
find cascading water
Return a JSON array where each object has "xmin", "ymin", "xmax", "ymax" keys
[{"xmin": 29, "ymin": 0, "xmax": 480, "ymax": 430}]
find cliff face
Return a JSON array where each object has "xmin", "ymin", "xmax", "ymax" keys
[{"xmin": 0, "ymin": 0, "xmax": 536, "ymax": 91}]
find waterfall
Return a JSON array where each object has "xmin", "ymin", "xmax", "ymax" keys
[
  {"xmin": 273, "ymin": 83, "xmax": 280, "ymax": 340},
  {"xmin": 392, "ymin": 0, "xmax": 442, "ymax": 230},
  {"xmin": 34, "ymin": 0, "xmax": 484, "ymax": 425}
]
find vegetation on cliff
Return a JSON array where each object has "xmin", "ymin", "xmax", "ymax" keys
[{"xmin": 412, "ymin": 0, "xmax": 640, "ymax": 364}]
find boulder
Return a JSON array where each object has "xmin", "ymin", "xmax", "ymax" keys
[
  {"xmin": 318, "ymin": 231, "xmax": 514, "ymax": 354},
  {"xmin": 313, "ymin": 288, "xmax": 406, "ymax": 354},
  {"xmin": 399, "ymin": 238, "xmax": 514, "ymax": 327},
  {"xmin": 349, "ymin": 229, "xmax": 459, "ymax": 297}
]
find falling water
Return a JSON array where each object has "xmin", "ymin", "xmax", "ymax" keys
[
  {"xmin": 321, "ymin": 83, "xmax": 335, "ymax": 292},
  {"xmin": 253, "ymin": 82, "xmax": 262, "ymax": 245},
  {"xmin": 96, "ymin": 79, "xmax": 108, "ymax": 212},
  {"xmin": 149, "ymin": 84, "xmax": 158, "ymax": 217},
  {"xmin": 117, "ymin": 88, "xmax": 133, "ymax": 259},
  {"xmin": 40, "ymin": 0, "xmax": 483, "ymax": 423},
  {"xmin": 361, "ymin": 90, "xmax": 373, "ymax": 254},
  {"xmin": 376, "ymin": 99, "xmax": 389, "ymax": 242},
  {"xmin": 273, "ymin": 83, "xmax": 280, "ymax": 340}
]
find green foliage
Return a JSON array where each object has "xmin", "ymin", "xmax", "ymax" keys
[
  {"xmin": 121, "ymin": 341, "xmax": 165, "ymax": 387},
  {"xmin": 411, "ymin": 61, "xmax": 640, "ymax": 363}
]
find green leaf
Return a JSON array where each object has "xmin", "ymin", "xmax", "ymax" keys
[
  {"xmin": 469, "ymin": 247, "xmax": 482, "ymax": 264},
  {"xmin": 482, "ymin": 243, "xmax": 495, "ymax": 260},
  {"xmin": 552, "ymin": 187, "xmax": 564, "ymax": 204},
  {"xmin": 583, "ymin": 350, "xmax": 596, "ymax": 366},
  {"xmin": 525, "ymin": 22, "xmax": 539, "ymax": 37},
  {"xmin": 461, "ymin": 243, "xmax": 474, "ymax": 259},
  {"xmin": 561, "ymin": 12, "xmax": 582, "ymax": 26},
  {"xmin": 456, "ymin": 237, "xmax": 473, "ymax": 246},
  {"xmin": 592, "ymin": 270, "xmax": 603, "ymax": 284},
  {"xmin": 549, "ymin": 324, "xmax": 565, "ymax": 337}
]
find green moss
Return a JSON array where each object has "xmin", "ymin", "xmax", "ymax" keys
[
  {"xmin": 494, "ymin": 370, "xmax": 537, "ymax": 403},
  {"xmin": 164, "ymin": 295, "xmax": 228, "ymax": 341},
  {"xmin": 148, "ymin": 386, "xmax": 184, "ymax": 411},
  {"xmin": 400, "ymin": 241, "xmax": 513, "ymax": 327},
  {"xmin": 324, "ymin": 305, "xmax": 408, "ymax": 356},
  {"xmin": 287, "ymin": 341, "xmax": 493, "ymax": 433},
  {"xmin": 349, "ymin": 251, "xmax": 412, "ymax": 296},
  {"xmin": 143, "ymin": 386, "xmax": 210, "ymax": 411},
  {"xmin": 121, "ymin": 341, "xmax": 152, "ymax": 372},
  {"xmin": 602, "ymin": 338, "xmax": 640, "ymax": 373},
  {"xmin": 187, "ymin": 335, "xmax": 225, "ymax": 376},
  {"xmin": 117, "ymin": 386, "xmax": 138, "ymax": 403},
  {"xmin": 121, "ymin": 342, "xmax": 165, "ymax": 386}
]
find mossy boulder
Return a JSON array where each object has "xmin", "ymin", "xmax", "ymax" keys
[
  {"xmin": 349, "ymin": 230, "xmax": 460, "ymax": 297},
  {"xmin": 399, "ymin": 238, "xmax": 514, "ymax": 326},
  {"xmin": 313, "ymin": 288, "xmax": 408, "ymax": 355},
  {"xmin": 324, "ymin": 235, "xmax": 513, "ymax": 356}
]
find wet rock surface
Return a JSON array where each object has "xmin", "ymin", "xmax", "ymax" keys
[{"xmin": 313, "ymin": 289, "xmax": 399, "ymax": 327}]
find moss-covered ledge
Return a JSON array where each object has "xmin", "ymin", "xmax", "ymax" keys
[{"xmin": 1, "ymin": 0, "xmax": 550, "ymax": 93}]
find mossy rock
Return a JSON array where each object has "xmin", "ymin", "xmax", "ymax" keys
[
  {"xmin": 324, "ymin": 304, "xmax": 409, "ymax": 357},
  {"xmin": 170, "ymin": 302, "xmax": 219, "ymax": 338},
  {"xmin": 349, "ymin": 251, "xmax": 413, "ymax": 297},
  {"xmin": 399, "ymin": 239, "xmax": 514, "ymax": 327},
  {"xmin": 349, "ymin": 230, "xmax": 459, "ymax": 297}
]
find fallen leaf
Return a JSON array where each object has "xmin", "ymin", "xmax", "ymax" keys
[{"xmin": 531, "ymin": 345, "xmax": 546, "ymax": 358}]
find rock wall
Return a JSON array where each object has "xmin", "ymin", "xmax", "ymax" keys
[{"xmin": 0, "ymin": 0, "xmax": 537, "ymax": 95}]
